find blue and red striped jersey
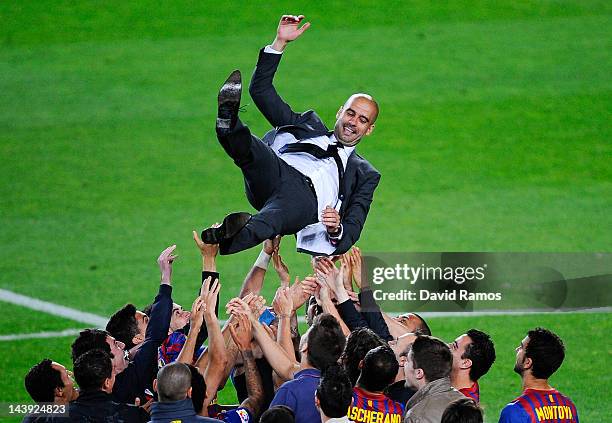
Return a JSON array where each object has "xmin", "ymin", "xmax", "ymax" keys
[
  {"xmin": 347, "ymin": 386, "xmax": 404, "ymax": 423},
  {"xmin": 499, "ymin": 388, "xmax": 579, "ymax": 422},
  {"xmin": 459, "ymin": 381, "xmax": 480, "ymax": 403}
]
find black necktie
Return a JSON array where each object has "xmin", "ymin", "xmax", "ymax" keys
[{"xmin": 279, "ymin": 142, "xmax": 345, "ymax": 189}]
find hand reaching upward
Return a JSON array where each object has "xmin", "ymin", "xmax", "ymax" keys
[
  {"xmin": 272, "ymin": 15, "xmax": 311, "ymax": 52},
  {"xmin": 158, "ymin": 245, "xmax": 178, "ymax": 285}
]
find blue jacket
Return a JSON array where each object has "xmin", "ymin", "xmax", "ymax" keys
[
  {"xmin": 113, "ymin": 284, "xmax": 173, "ymax": 404},
  {"xmin": 270, "ymin": 368, "xmax": 321, "ymax": 423},
  {"xmin": 148, "ymin": 399, "xmax": 217, "ymax": 423}
]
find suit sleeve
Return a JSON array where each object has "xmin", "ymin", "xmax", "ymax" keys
[
  {"xmin": 249, "ymin": 49, "xmax": 302, "ymax": 127},
  {"xmin": 336, "ymin": 299, "xmax": 368, "ymax": 331},
  {"xmin": 113, "ymin": 284, "xmax": 172, "ymax": 403},
  {"xmin": 333, "ymin": 168, "xmax": 381, "ymax": 255},
  {"xmin": 358, "ymin": 289, "xmax": 392, "ymax": 341}
]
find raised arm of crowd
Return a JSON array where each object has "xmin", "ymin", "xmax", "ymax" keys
[{"xmin": 23, "ymin": 227, "xmax": 577, "ymax": 423}]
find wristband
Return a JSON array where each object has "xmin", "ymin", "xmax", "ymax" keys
[{"xmin": 254, "ymin": 249, "xmax": 271, "ymax": 270}]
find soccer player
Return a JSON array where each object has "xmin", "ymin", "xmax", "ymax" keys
[
  {"xmin": 449, "ymin": 329, "xmax": 496, "ymax": 403},
  {"xmin": 347, "ymin": 345, "xmax": 404, "ymax": 423},
  {"xmin": 499, "ymin": 327, "xmax": 579, "ymax": 422}
]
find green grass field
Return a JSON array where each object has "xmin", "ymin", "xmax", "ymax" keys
[{"xmin": 1, "ymin": 1, "xmax": 610, "ymax": 422}]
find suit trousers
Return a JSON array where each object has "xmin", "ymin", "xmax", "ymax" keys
[{"xmin": 216, "ymin": 120, "xmax": 319, "ymax": 254}]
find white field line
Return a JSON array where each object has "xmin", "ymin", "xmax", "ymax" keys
[
  {"xmin": 0, "ymin": 329, "xmax": 83, "ymax": 341},
  {"xmin": 0, "ymin": 288, "xmax": 107, "ymax": 327},
  {"xmin": 413, "ymin": 307, "xmax": 612, "ymax": 318},
  {"xmin": 0, "ymin": 289, "xmax": 609, "ymax": 341}
]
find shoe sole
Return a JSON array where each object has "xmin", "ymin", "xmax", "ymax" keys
[{"xmin": 201, "ymin": 212, "xmax": 251, "ymax": 244}]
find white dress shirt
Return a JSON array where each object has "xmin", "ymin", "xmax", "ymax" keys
[
  {"xmin": 270, "ymin": 131, "xmax": 354, "ymax": 215},
  {"xmin": 272, "ymin": 131, "xmax": 353, "ymax": 255}
]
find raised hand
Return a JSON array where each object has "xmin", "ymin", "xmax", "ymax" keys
[
  {"xmin": 229, "ymin": 313, "xmax": 253, "ymax": 352},
  {"xmin": 272, "ymin": 286, "xmax": 293, "ymax": 318},
  {"xmin": 158, "ymin": 245, "xmax": 178, "ymax": 284},
  {"xmin": 272, "ymin": 251, "xmax": 290, "ymax": 287},
  {"xmin": 350, "ymin": 246, "xmax": 364, "ymax": 289},
  {"xmin": 288, "ymin": 275, "xmax": 317, "ymax": 310},
  {"xmin": 247, "ymin": 294, "xmax": 266, "ymax": 318},
  {"xmin": 316, "ymin": 257, "xmax": 349, "ymax": 303},
  {"xmin": 190, "ymin": 296, "xmax": 205, "ymax": 332},
  {"xmin": 272, "ymin": 15, "xmax": 311, "ymax": 51},
  {"xmin": 263, "ymin": 235, "xmax": 281, "ymax": 255},
  {"xmin": 201, "ymin": 277, "xmax": 220, "ymax": 321},
  {"xmin": 193, "ymin": 225, "xmax": 219, "ymax": 271},
  {"xmin": 340, "ymin": 253, "xmax": 354, "ymax": 292},
  {"xmin": 314, "ymin": 274, "xmax": 331, "ymax": 304},
  {"xmin": 226, "ymin": 297, "xmax": 256, "ymax": 322}
]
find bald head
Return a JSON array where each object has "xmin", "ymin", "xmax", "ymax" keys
[
  {"xmin": 156, "ymin": 362, "xmax": 192, "ymax": 402},
  {"xmin": 343, "ymin": 93, "xmax": 379, "ymax": 123}
]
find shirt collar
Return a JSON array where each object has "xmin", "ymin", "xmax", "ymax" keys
[
  {"xmin": 329, "ymin": 134, "xmax": 355, "ymax": 155},
  {"xmin": 295, "ymin": 368, "xmax": 321, "ymax": 378}
]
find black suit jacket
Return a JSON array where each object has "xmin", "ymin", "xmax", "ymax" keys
[{"xmin": 249, "ymin": 49, "xmax": 381, "ymax": 254}]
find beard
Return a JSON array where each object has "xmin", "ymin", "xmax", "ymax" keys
[
  {"xmin": 513, "ymin": 360, "xmax": 525, "ymax": 375},
  {"xmin": 334, "ymin": 123, "xmax": 362, "ymax": 147},
  {"xmin": 337, "ymin": 136, "xmax": 361, "ymax": 147}
]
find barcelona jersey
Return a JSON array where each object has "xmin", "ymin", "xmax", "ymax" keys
[
  {"xmin": 459, "ymin": 381, "xmax": 480, "ymax": 403},
  {"xmin": 499, "ymin": 388, "xmax": 579, "ymax": 422},
  {"xmin": 347, "ymin": 386, "xmax": 404, "ymax": 423}
]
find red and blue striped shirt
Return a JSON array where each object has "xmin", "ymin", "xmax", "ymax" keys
[
  {"xmin": 499, "ymin": 388, "xmax": 579, "ymax": 422},
  {"xmin": 459, "ymin": 381, "xmax": 480, "ymax": 403},
  {"xmin": 347, "ymin": 386, "xmax": 404, "ymax": 423}
]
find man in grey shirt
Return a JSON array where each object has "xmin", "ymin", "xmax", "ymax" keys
[{"xmin": 403, "ymin": 335, "xmax": 464, "ymax": 423}]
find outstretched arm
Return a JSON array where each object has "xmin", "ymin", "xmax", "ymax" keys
[
  {"xmin": 229, "ymin": 314, "xmax": 265, "ymax": 419},
  {"xmin": 195, "ymin": 280, "xmax": 228, "ymax": 402},
  {"xmin": 249, "ymin": 15, "xmax": 311, "ymax": 127},
  {"xmin": 238, "ymin": 237, "xmax": 280, "ymax": 298},
  {"xmin": 272, "ymin": 285, "xmax": 297, "ymax": 362},
  {"xmin": 190, "ymin": 230, "xmax": 220, "ymax": 348},
  {"xmin": 176, "ymin": 293, "xmax": 205, "ymax": 365}
]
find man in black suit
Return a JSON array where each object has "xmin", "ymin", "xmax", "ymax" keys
[{"xmin": 204, "ymin": 15, "xmax": 381, "ymax": 256}]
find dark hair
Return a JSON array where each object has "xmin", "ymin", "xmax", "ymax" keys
[
  {"xmin": 71, "ymin": 329, "xmax": 111, "ymax": 363},
  {"xmin": 463, "ymin": 329, "xmax": 496, "ymax": 381},
  {"xmin": 106, "ymin": 304, "xmax": 139, "ymax": 350},
  {"xmin": 260, "ymin": 405, "xmax": 295, "ymax": 423},
  {"xmin": 307, "ymin": 314, "xmax": 346, "ymax": 371},
  {"xmin": 74, "ymin": 349, "xmax": 113, "ymax": 391},
  {"xmin": 25, "ymin": 359, "xmax": 64, "ymax": 402},
  {"xmin": 411, "ymin": 335, "xmax": 452, "ymax": 382},
  {"xmin": 156, "ymin": 362, "xmax": 192, "ymax": 402},
  {"xmin": 341, "ymin": 327, "xmax": 385, "ymax": 385},
  {"xmin": 142, "ymin": 304, "xmax": 153, "ymax": 317},
  {"xmin": 316, "ymin": 364, "xmax": 353, "ymax": 418},
  {"xmin": 441, "ymin": 398, "xmax": 483, "ymax": 423},
  {"xmin": 525, "ymin": 327, "xmax": 565, "ymax": 379},
  {"xmin": 187, "ymin": 364, "xmax": 206, "ymax": 413},
  {"xmin": 412, "ymin": 313, "xmax": 431, "ymax": 336},
  {"xmin": 358, "ymin": 345, "xmax": 399, "ymax": 392}
]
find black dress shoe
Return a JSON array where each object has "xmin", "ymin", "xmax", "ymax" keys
[
  {"xmin": 216, "ymin": 70, "xmax": 241, "ymax": 135},
  {"xmin": 201, "ymin": 212, "xmax": 252, "ymax": 244}
]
